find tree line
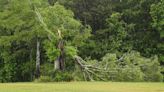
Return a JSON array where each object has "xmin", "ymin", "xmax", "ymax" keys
[{"xmin": 0, "ymin": 0, "xmax": 163, "ymax": 82}]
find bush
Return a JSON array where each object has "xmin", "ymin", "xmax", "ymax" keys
[
  {"xmin": 52, "ymin": 71, "xmax": 74, "ymax": 82},
  {"xmin": 38, "ymin": 63, "xmax": 75, "ymax": 82},
  {"xmin": 140, "ymin": 56, "xmax": 163, "ymax": 82},
  {"xmin": 35, "ymin": 76, "xmax": 53, "ymax": 82},
  {"xmin": 40, "ymin": 63, "xmax": 54, "ymax": 76}
]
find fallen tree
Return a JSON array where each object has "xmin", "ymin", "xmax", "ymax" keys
[{"xmin": 73, "ymin": 51, "xmax": 163, "ymax": 82}]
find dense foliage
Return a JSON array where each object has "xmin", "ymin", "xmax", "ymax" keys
[{"xmin": 0, "ymin": 0, "xmax": 163, "ymax": 82}]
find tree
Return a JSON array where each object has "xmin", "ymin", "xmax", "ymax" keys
[
  {"xmin": 75, "ymin": 51, "xmax": 163, "ymax": 82},
  {"xmin": 151, "ymin": 0, "xmax": 164, "ymax": 79},
  {"xmin": 58, "ymin": 0, "xmax": 117, "ymax": 31},
  {"xmin": 151, "ymin": 0, "xmax": 164, "ymax": 63},
  {"xmin": 115, "ymin": 0, "xmax": 161, "ymax": 58},
  {"xmin": 79, "ymin": 13, "xmax": 134, "ymax": 59},
  {"xmin": 0, "ymin": 0, "xmax": 46, "ymax": 82},
  {"xmin": 61, "ymin": 0, "xmax": 162, "ymax": 59},
  {"xmin": 0, "ymin": 0, "xmax": 36, "ymax": 81},
  {"xmin": 37, "ymin": 3, "xmax": 91, "ymax": 71}
]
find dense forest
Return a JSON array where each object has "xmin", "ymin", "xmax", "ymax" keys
[{"xmin": 0, "ymin": 0, "xmax": 163, "ymax": 82}]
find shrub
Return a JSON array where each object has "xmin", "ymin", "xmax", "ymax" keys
[
  {"xmin": 40, "ymin": 63, "xmax": 54, "ymax": 76},
  {"xmin": 52, "ymin": 71, "xmax": 74, "ymax": 82},
  {"xmin": 35, "ymin": 76, "xmax": 53, "ymax": 82},
  {"xmin": 141, "ymin": 56, "xmax": 163, "ymax": 82}
]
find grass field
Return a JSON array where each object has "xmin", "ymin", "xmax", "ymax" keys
[{"xmin": 0, "ymin": 82, "xmax": 164, "ymax": 92}]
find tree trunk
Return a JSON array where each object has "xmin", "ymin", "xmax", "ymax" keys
[
  {"xmin": 36, "ymin": 39, "xmax": 40, "ymax": 78},
  {"xmin": 54, "ymin": 30, "xmax": 65, "ymax": 71},
  {"xmin": 54, "ymin": 58, "xmax": 60, "ymax": 70},
  {"xmin": 59, "ymin": 45, "xmax": 65, "ymax": 70},
  {"xmin": 54, "ymin": 39, "xmax": 65, "ymax": 71}
]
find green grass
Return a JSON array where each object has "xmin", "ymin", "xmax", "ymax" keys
[{"xmin": 0, "ymin": 82, "xmax": 164, "ymax": 92}]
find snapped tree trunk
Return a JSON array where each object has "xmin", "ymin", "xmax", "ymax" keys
[
  {"xmin": 36, "ymin": 39, "xmax": 40, "ymax": 78},
  {"xmin": 59, "ymin": 41, "xmax": 65, "ymax": 70},
  {"xmin": 54, "ymin": 39, "xmax": 65, "ymax": 71}
]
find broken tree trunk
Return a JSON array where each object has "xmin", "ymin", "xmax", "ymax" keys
[
  {"xmin": 58, "ymin": 39, "xmax": 65, "ymax": 70},
  {"xmin": 54, "ymin": 30, "xmax": 65, "ymax": 71},
  {"xmin": 53, "ymin": 42, "xmax": 65, "ymax": 71}
]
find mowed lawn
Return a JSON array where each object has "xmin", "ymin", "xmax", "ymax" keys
[{"xmin": 0, "ymin": 82, "xmax": 164, "ymax": 92}]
